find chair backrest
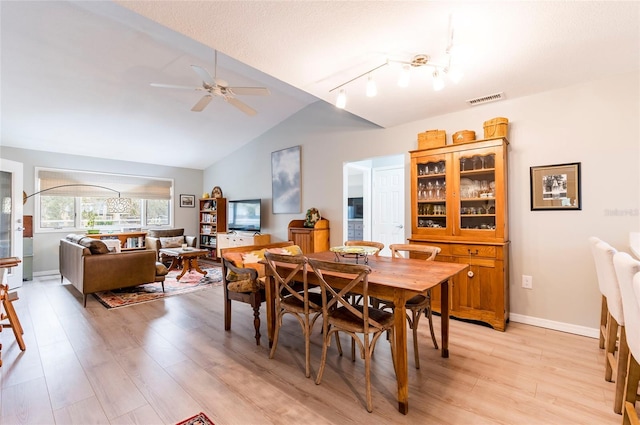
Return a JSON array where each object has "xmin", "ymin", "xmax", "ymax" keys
[
  {"xmin": 264, "ymin": 252, "xmax": 315, "ymax": 310},
  {"xmin": 309, "ymin": 259, "xmax": 385, "ymax": 331},
  {"xmin": 589, "ymin": 237, "xmax": 624, "ymax": 323},
  {"xmin": 389, "ymin": 243, "xmax": 440, "ymax": 261},
  {"xmin": 613, "ymin": 252, "xmax": 640, "ymax": 358},
  {"xmin": 344, "ymin": 241, "xmax": 384, "ymax": 256}
]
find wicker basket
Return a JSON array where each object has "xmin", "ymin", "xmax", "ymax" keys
[
  {"xmin": 483, "ymin": 117, "xmax": 509, "ymax": 139},
  {"xmin": 452, "ymin": 130, "xmax": 476, "ymax": 144},
  {"xmin": 417, "ymin": 130, "xmax": 446, "ymax": 150}
]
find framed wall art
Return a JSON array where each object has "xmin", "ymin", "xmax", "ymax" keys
[
  {"xmin": 530, "ymin": 162, "xmax": 581, "ymax": 211},
  {"xmin": 179, "ymin": 194, "xmax": 195, "ymax": 208},
  {"xmin": 271, "ymin": 145, "xmax": 301, "ymax": 214}
]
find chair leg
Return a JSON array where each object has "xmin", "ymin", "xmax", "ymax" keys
[
  {"xmin": 269, "ymin": 312, "xmax": 283, "ymax": 359},
  {"xmin": 624, "ymin": 349, "xmax": 640, "ymax": 410},
  {"xmin": 2, "ymin": 299, "xmax": 25, "ymax": 351},
  {"xmin": 224, "ymin": 297, "xmax": 232, "ymax": 331},
  {"xmin": 426, "ymin": 303, "xmax": 439, "ymax": 350},
  {"xmin": 606, "ymin": 313, "xmax": 618, "ymax": 382},
  {"xmin": 615, "ymin": 326, "xmax": 629, "ymax": 414},
  {"xmin": 623, "ymin": 401, "xmax": 640, "ymax": 425},
  {"xmin": 316, "ymin": 327, "xmax": 332, "ymax": 385},
  {"xmin": 364, "ymin": 337, "xmax": 373, "ymax": 413},
  {"xmin": 600, "ymin": 295, "xmax": 608, "ymax": 349},
  {"xmin": 411, "ymin": 309, "xmax": 421, "ymax": 369},
  {"xmin": 252, "ymin": 303, "xmax": 261, "ymax": 346}
]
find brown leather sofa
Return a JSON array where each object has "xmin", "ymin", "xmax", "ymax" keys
[
  {"xmin": 60, "ymin": 234, "xmax": 168, "ymax": 307},
  {"xmin": 145, "ymin": 228, "xmax": 197, "ymax": 261}
]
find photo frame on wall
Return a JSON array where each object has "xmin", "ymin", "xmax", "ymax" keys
[
  {"xmin": 271, "ymin": 145, "xmax": 301, "ymax": 214},
  {"xmin": 180, "ymin": 194, "xmax": 195, "ymax": 208},
  {"xmin": 530, "ymin": 162, "xmax": 581, "ymax": 211}
]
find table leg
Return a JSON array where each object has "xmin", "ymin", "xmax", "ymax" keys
[
  {"xmin": 441, "ymin": 279, "xmax": 450, "ymax": 358},
  {"xmin": 191, "ymin": 257, "xmax": 207, "ymax": 276},
  {"xmin": 393, "ymin": 289, "xmax": 409, "ymax": 414},
  {"xmin": 176, "ymin": 258, "xmax": 188, "ymax": 281},
  {"xmin": 265, "ymin": 272, "xmax": 275, "ymax": 348}
]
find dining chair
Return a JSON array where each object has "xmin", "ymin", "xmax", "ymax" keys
[
  {"xmin": 344, "ymin": 240, "xmax": 384, "ymax": 255},
  {"xmin": 385, "ymin": 243, "xmax": 441, "ymax": 369},
  {"xmin": 589, "ymin": 237, "xmax": 629, "ymax": 413},
  {"xmin": 589, "ymin": 236, "xmax": 617, "ymax": 350},
  {"xmin": 613, "ymin": 252, "xmax": 640, "ymax": 423},
  {"xmin": 263, "ymin": 252, "xmax": 322, "ymax": 378},
  {"xmin": 309, "ymin": 258, "xmax": 396, "ymax": 413}
]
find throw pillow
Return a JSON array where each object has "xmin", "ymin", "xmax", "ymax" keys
[
  {"xmin": 77, "ymin": 237, "xmax": 110, "ymax": 255},
  {"xmin": 160, "ymin": 236, "xmax": 184, "ymax": 248},
  {"xmin": 241, "ymin": 249, "xmax": 266, "ymax": 278}
]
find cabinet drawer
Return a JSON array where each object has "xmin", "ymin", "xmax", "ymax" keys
[
  {"xmin": 354, "ymin": 222, "xmax": 363, "ymax": 231},
  {"xmin": 451, "ymin": 244, "xmax": 496, "ymax": 258}
]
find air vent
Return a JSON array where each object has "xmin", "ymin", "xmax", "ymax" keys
[{"xmin": 466, "ymin": 92, "xmax": 506, "ymax": 106}]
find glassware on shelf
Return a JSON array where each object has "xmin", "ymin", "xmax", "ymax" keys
[
  {"xmin": 484, "ymin": 154, "xmax": 495, "ymax": 169},
  {"xmin": 472, "ymin": 156, "xmax": 482, "ymax": 170},
  {"xmin": 460, "ymin": 157, "xmax": 467, "ymax": 172}
]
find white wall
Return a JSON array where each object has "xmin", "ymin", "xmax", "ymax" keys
[
  {"xmin": 204, "ymin": 71, "xmax": 640, "ymax": 333},
  {"xmin": 0, "ymin": 147, "xmax": 203, "ymax": 273}
]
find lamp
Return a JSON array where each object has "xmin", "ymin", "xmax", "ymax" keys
[
  {"xmin": 23, "ymin": 184, "xmax": 132, "ymax": 213},
  {"xmin": 329, "ymin": 17, "xmax": 462, "ymax": 107}
]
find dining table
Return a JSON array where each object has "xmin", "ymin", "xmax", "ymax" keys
[{"xmin": 263, "ymin": 250, "xmax": 468, "ymax": 414}]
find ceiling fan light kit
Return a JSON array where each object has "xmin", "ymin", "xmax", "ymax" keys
[{"xmin": 330, "ymin": 16, "xmax": 462, "ymax": 108}]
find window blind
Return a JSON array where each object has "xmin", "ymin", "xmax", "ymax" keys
[{"xmin": 36, "ymin": 168, "xmax": 172, "ymax": 200}]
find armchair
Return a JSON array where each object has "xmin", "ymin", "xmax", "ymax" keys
[{"xmin": 145, "ymin": 228, "xmax": 197, "ymax": 261}]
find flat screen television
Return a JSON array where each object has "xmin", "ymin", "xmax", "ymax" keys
[{"xmin": 227, "ymin": 199, "xmax": 261, "ymax": 232}]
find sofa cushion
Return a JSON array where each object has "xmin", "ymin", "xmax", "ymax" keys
[
  {"xmin": 66, "ymin": 234, "xmax": 110, "ymax": 255},
  {"xmin": 147, "ymin": 228, "xmax": 184, "ymax": 238},
  {"xmin": 160, "ymin": 236, "xmax": 184, "ymax": 248}
]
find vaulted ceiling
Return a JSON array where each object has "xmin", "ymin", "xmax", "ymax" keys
[{"xmin": 2, "ymin": 1, "xmax": 638, "ymax": 169}]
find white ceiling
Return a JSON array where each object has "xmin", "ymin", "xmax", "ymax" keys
[{"xmin": 2, "ymin": 1, "xmax": 639, "ymax": 170}]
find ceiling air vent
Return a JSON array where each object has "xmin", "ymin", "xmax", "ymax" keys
[{"xmin": 466, "ymin": 92, "xmax": 505, "ymax": 106}]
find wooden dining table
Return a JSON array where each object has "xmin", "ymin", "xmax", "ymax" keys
[{"xmin": 263, "ymin": 250, "xmax": 468, "ymax": 414}]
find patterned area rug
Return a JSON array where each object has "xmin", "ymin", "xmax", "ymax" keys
[
  {"xmin": 93, "ymin": 267, "xmax": 222, "ymax": 309},
  {"xmin": 176, "ymin": 412, "xmax": 215, "ymax": 425}
]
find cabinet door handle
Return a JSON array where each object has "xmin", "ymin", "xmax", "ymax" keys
[{"xmin": 467, "ymin": 249, "xmax": 479, "ymax": 255}]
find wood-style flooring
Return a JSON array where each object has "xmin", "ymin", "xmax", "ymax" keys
[{"xmin": 0, "ymin": 273, "xmax": 632, "ymax": 424}]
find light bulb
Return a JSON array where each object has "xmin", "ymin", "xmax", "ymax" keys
[
  {"xmin": 432, "ymin": 71, "xmax": 444, "ymax": 91},
  {"xmin": 336, "ymin": 89, "xmax": 346, "ymax": 109},
  {"xmin": 447, "ymin": 67, "xmax": 463, "ymax": 84},
  {"xmin": 366, "ymin": 74, "xmax": 377, "ymax": 97},
  {"xmin": 398, "ymin": 65, "xmax": 410, "ymax": 88}
]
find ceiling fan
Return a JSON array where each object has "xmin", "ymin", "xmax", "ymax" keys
[{"xmin": 150, "ymin": 51, "xmax": 270, "ymax": 116}]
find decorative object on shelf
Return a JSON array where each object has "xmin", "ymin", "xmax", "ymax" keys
[
  {"xmin": 212, "ymin": 186, "xmax": 223, "ymax": 198},
  {"xmin": 272, "ymin": 146, "xmax": 301, "ymax": 214},
  {"xmin": 202, "ymin": 192, "xmax": 210, "ymax": 199},
  {"xmin": 483, "ymin": 117, "xmax": 509, "ymax": 139},
  {"xmin": 304, "ymin": 207, "xmax": 321, "ymax": 228},
  {"xmin": 180, "ymin": 194, "xmax": 196, "ymax": 208},
  {"xmin": 330, "ymin": 15, "xmax": 462, "ymax": 109},
  {"xmin": 530, "ymin": 162, "xmax": 581, "ymax": 211},
  {"xmin": 452, "ymin": 130, "xmax": 476, "ymax": 144},
  {"xmin": 418, "ymin": 130, "xmax": 446, "ymax": 150},
  {"xmin": 23, "ymin": 184, "xmax": 131, "ymax": 213}
]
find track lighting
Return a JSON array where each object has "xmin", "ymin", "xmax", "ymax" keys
[
  {"xmin": 366, "ymin": 74, "xmax": 377, "ymax": 97},
  {"xmin": 398, "ymin": 65, "xmax": 411, "ymax": 88},
  {"xmin": 336, "ymin": 89, "xmax": 347, "ymax": 109},
  {"xmin": 432, "ymin": 70, "xmax": 445, "ymax": 91}
]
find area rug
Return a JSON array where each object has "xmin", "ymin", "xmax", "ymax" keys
[
  {"xmin": 93, "ymin": 267, "xmax": 222, "ymax": 309},
  {"xmin": 176, "ymin": 412, "xmax": 214, "ymax": 425}
]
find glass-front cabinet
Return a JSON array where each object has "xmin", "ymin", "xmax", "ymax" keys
[{"xmin": 410, "ymin": 138, "xmax": 509, "ymax": 331}]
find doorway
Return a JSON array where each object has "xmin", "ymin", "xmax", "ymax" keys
[
  {"xmin": 0, "ymin": 159, "xmax": 24, "ymax": 288},
  {"xmin": 343, "ymin": 154, "xmax": 405, "ymax": 256}
]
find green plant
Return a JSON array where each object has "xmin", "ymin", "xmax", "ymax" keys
[{"xmin": 86, "ymin": 211, "xmax": 97, "ymax": 229}]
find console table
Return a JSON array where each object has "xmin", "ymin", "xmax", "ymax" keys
[
  {"xmin": 85, "ymin": 231, "xmax": 147, "ymax": 251},
  {"xmin": 288, "ymin": 219, "xmax": 330, "ymax": 254}
]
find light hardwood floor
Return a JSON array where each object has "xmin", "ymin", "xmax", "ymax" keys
[{"xmin": 0, "ymin": 273, "xmax": 630, "ymax": 424}]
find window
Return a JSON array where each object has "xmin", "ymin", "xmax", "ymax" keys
[{"xmin": 35, "ymin": 168, "xmax": 173, "ymax": 232}]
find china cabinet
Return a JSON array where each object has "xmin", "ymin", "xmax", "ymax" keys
[
  {"xmin": 199, "ymin": 197, "xmax": 227, "ymax": 260},
  {"xmin": 288, "ymin": 219, "xmax": 330, "ymax": 254},
  {"xmin": 409, "ymin": 138, "xmax": 510, "ymax": 331}
]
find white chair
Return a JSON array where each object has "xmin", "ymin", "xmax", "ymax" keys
[
  {"xmin": 589, "ymin": 237, "xmax": 627, "ymax": 413},
  {"xmin": 612, "ymin": 252, "xmax": 640, "ymax": 424},
  {"xmin": 589, "ymin": 236, "xmax": 613, "ymax": 349}
]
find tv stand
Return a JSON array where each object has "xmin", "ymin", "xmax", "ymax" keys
[{"xmin": 217, "ymin": 232, "xmax": 271, "ymax": 257}]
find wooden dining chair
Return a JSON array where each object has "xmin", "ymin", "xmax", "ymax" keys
[
  {"xmin": 309, "ymin": 258, "xmax": 395, "ymax": 413},
  {"xmin": 263, "ymin": 252, "xmax": 322, "ymax": 378},
  {"xmin": 344, "ymin": 240, "xmax": 384, "ymax": 256},
  {"xmin": 385, "ymin": 243, "xmax": 441, "ymax": 369},
  {"xmin": 589, "ymin": 236, "xmax": 628, "ymax": 413},
  {"xmin": 612, "ymin": 252, "xmax": 640, "ymax": 423}
]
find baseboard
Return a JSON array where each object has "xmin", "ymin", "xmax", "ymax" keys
[
  {"xmin": 34, "ymin": 270, "xmax": 60, "ymax": 277},
  {"xmin": 509, "ymin": 313, "xmax": 599, "ymax": 339}
]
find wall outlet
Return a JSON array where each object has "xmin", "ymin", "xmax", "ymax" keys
[{"xmin": 522, "ymin": 275, "xmax": 533, "ymax": 289}]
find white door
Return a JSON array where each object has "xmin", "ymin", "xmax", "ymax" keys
[
  {"xmin": 0, "ymin": 159, "xmax": 24, "ymax": 288},
  {"xmin": 372, "ymin": 166, "xmax": 404, "ymax": 256}
]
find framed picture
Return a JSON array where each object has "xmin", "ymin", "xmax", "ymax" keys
[
  {"xmin": 180, "ymin": 194, "xmax": 195, "ymax": 208},
  {"xmin": 530, "ymin": 162, "xmax": 581, "ymax": 211},
  {"xmin": 271, "ymin": 145, "xmax": 301, "ymax": 214}
]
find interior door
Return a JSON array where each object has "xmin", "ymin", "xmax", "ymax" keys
[
  {"xmin": 0, "ymin": 159, "xmax": 24, "ymax": 288},
  {"xmin": 372, "ymin": 166, "xmax": 404, "ymax": 256}
]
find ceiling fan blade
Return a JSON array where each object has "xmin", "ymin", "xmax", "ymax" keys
[
  {"xmin": 191, "ymin": 65, "xmax": 215, "ymax": 85},
  {"xmin": 191, "ymin": 95, "xmax": 213, "ymax": 112},
  {"xmin": 228, "ymin": 87, "xmax": 271, "ymax": 96},
  {"xmin": 226, "ymin": 97, "xmax": 257, "ymax": 116},
  {"xmin": 150, "ymin": 83, "xmax": 201, "ymax": 91}
]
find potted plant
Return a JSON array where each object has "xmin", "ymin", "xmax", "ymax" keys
[{"xmin": 86, "ymin": 211, "xmax": 99, "ymax": 234}]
